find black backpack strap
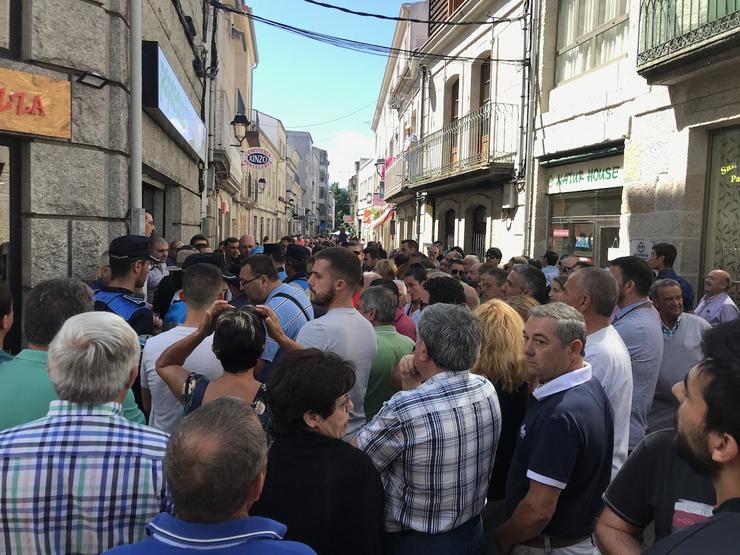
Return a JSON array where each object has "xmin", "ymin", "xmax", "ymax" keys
[{"xmin": 272, "ymin": 292, "xmax": 312, "ymax": 322}]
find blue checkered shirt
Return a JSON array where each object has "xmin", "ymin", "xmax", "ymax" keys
[
  {"xmin": 0, "ymin": 400, "xmax": 170, "ymax": 554},
  {"xmin": 661, "ymin": 314, "xmax": 681, "ymax": 337},
  {"xmin": 356, "ymin": 371, "xmax": 501, "ymax": 533}
]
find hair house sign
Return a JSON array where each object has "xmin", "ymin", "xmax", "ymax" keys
[{"xmin": 244, "ymin": 147, "xmax": 272, "ymax": 169}]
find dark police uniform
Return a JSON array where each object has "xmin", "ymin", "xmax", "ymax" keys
[{"xmin": 506, "ymin": 365, "xmax": 614, "ymax": 546}]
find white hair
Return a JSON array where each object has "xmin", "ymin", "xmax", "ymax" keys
[
  {"xmin": 48, "ymin": 312, "xmax": 139, "ymax": 404},
  {"xmin": 393, "ymin": 279, "xmax": 408, "ymax": 296}
]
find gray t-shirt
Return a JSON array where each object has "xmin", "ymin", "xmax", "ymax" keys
[
  {"xmin": 612, "ymin": 301, "xmax": 664, "ymax": 450},
  {"xmin": 296, "ymin": 307, "xmax": 378, "ymax": 438},
  {"xmin": 648, "ymin": 313, "xmax": 710, "ymax": 433}
]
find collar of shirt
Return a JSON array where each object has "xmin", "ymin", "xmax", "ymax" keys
[
  {"xmin": 374, "ymin": 324, "xmax": 397, "ymax": 336},
  {"xmin": 532, "ymin": 363, "xmax": 592, "ymax": 401},
  {"xmin": 661, "ymin": 314, "xmax": 682, "ymax": 337},
  {"xmin": 714, "ymin": 498, "xmax": 740, "ymax": 515},
  {"xmin": 16, "ymin": 348, "xmax": 49, "ymax": 364},
  {"xmin": 46, "ymin": 399, "xmax": 124, "ymax": 418},
  {"xmin": 613, "ymin": 299, "xmax": 653, "ymax": 322},
  {"xmin": 146, "ymin": 512, "xmax": 286, "ymax": 549},
  {"xmin": 701, "ymin": 292, "xmax": 728, "ymax": 305},
  {"xmin": 657, "ymin": 269, "xmax": 677, "ymax": 279},
  {"xmin": 285, "ymin": 273, "xmax": 307, "ymax": 284}
]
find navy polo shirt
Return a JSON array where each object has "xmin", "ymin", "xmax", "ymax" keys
[
  {"xmin": 505, "ymin": 364, "xmax": 614, "ymax": 539},
  {"xmin": 103, "ymin": 512, "xmax": 316, "ymax": 554}
]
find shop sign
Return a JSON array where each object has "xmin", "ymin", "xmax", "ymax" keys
[
  {"xmin": 244, "ymin": 147, "xmax": 272, "ymax": 168},
  {"xmin": 630, "ymin": 240, "xmax": 653, "ymax": 262},
  {"xmin": 0, "ymin": 67, "xmax": 71, "ymax": 139},
  {"xmin": 547, "ymin": 156, "xmax": 623, "ymax": 194},
  {"xmin": 552, "ymin": 229, "xmax": 569, "ymax": 238},
  {"xmin": 142, "ymin": 41, "xmax": 207, "ymax": 162}
]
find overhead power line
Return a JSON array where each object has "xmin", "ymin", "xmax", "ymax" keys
[
  {"xmin": 302, "ymin": 0, "xmax": 516, "ymax": 25},
  {"xmin": 207, "ymin": 1, "xmax": 524, "ymax": 65},
  {"xmin": 286, "ymin": 100, "xmax": 377, "ymax": 128}
]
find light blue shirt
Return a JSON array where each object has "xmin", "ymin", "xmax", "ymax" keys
[{"xmin": 262, "ymin": 283, "xmax": 313, "ymax": 363}]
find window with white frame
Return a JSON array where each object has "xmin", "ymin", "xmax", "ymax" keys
[{"xmin": 556, "ymin": 0, "xmax": 629, "ymax": 82}]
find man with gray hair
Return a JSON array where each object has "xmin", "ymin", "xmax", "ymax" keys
[
  {"xmin": 503, "ymin": 263, "xmax": 549, "ymax": 304},
  {"xmin": 105, "ymin": 398, "xmax": 315, "ymax": 554},
  {"xmin": 359, "ymin": 286, "xmax": 415, "ymax": 420},
  {"xmin": 647, "ymin": 278, "xmax": 710, "ymax": 433},
  {"xmin": 563, "ymin": 267, "xmax": 633, "ymax": 476},
  {"xmin": 357, "ymin": 303, "xmax": 501, "ymax": 553},
  {"xmin": 0, "ymin": 278, "xmax": 144, "ymax": 430},
  {"xmin": 0, "ymin": 312, "xmax": 170, "ymax": 554},
  {"xmin": 496, "ymin": 303, "xmax": 614, "ymax": 555}
]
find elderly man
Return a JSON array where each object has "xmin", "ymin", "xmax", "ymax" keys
[
  {"xmin": 105, "ymin": 398, "xmax": 315, "ymax": 554},
  {"xmin": 647, "ymin": 278, "xmax": 710, "ymax": 433},
  {"xmin": 463, "ymin": 254, "xmax": 480, "ymax": 277},
  {"xmin": 693, "ymin": 269, "xmax": 739, "ymax": 325},
  {"xmin": 563, "ymin": 267, "xmax": 633, "ymax": 476},
  {"xmin": 0, "ymin": 278, "xmax": 143, "ymax": 430},
  {"xmin": 648, "ymin": 243, "xmax": 695, "ymax": 311},
  {"xmin": 147, "ymin": 235, "xmax": 170, "ymax": 304},
  {"xmin": 166, "ymin": 239, "xmax": 183, "ymax": 266},
  {"xmin": 496, "ymin": 303, "xmax": 614, "ymax": 555},
  {"xmin": 502, "ymin": 263, "xmax": 548, "ymax": 304},
  {"xmin": 0, "ymin": 312, "xmax": 169, "ymax": 554},
  {"xmin": 357, "ymin": 303, "xmax": 501, "ymax": 554},
  {"xmin": 359, "ymin": 286, "xmax": 415, "ymax": 420}
]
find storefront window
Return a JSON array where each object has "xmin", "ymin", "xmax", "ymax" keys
[
  {"xmin": 0, "ymin": 0, "xmax": 9, "ymax": 50},
  {"xmin": 0, "ymin": 145, "xmax": 11, "ymax": 279},
  {"xmin": 549, "ymin": 189, "xmax": 621, "ymax": 266},
  {"xmin": 705, "ymin": 127, "xmax": 740, "ymax": 301}
]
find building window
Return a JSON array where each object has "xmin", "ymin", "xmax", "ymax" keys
[
  {"xmin": 479, "ymin": 61, "xmax": 491, "ymax": 107},
  {"xmin": 0, "ymin": 0, "xmax": 20, "ymax": 56},
  {"xmin": 448, "ymin": 0, "xmax": 465, "ymax": 15},
  {"xmin": 556, "ymin": 0, "xmax": 629, "ymax": 82},
  {"xmin": 450, "ymin": 78, "xmax": 460, "ymax": 123}
]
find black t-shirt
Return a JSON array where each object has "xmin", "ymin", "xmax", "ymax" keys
[
  {"xmin": 506, "ymin": 377, "xmax": 613, "ymax": 538},
  {"xmin": 644, "ymin": 498, "xmax": 739, "ymax": 554},
  {"xmin": 488, "ymin": 380, "xmax": 530, "ymax": 501},
  {"xmin": 603, "ymin": 429, "xmax": 715, "ymax": 541}
]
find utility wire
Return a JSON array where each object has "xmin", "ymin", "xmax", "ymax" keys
[
  {"xmin": 207, "ymin": 1, "xmax": 524, "ymax": 65},
  {"xmin": 286, "ymin": 100, "xmax": 377, "ymax": 128},
  {"xmin": 302, "ymin": 0, "xmax": 516, "ymax": 25}
]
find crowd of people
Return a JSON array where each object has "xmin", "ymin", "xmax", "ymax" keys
[{"xmin": 0, "ymin": 211, "xmax": 739, "ymax": 555}]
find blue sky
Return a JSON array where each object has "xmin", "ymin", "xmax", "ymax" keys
[{"xmin": 249, "ymin": 0, "xmax": 402, "ymax": 186}]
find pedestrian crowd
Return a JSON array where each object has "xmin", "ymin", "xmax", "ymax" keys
[{"xmin": 0, "ymin": 212, "xmax": 738, "ymax": 555}]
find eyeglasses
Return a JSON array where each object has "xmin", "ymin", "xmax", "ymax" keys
[
  {"xmin": 239, "ymin": 275, "xmax": 263, "ymax": 289},
  {"xmin": 451, "ymin": 269, "xmax": 462, "ymax": 275},
  {"xmin": 560, "ymin": 265, "xmax": 576, "ymax": 274},
  {"xmin": 351, "ymin": 251, "xmax": 362, "ymax": 255}
]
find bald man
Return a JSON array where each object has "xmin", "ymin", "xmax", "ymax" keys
[
  {"xmin": 239, "ymin": 234, "xmax": 256, "ymax": 259},
  {"xmin": 694, "ymin": 269, "xmax": 739, "ymax": 325}
]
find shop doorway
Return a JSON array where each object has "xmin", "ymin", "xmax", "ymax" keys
[
  {"xmin": 443, "ymin": 209, "xmax": 456, "ymax": 250},
  {"xmin": 0, "ymin": 140, "xmax": 21, "ymax": 353},
  {"xmin": 470, "ymin": 205, "xmax": 487, "ymax": 259}
]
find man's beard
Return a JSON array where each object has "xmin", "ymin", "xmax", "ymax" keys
[
  {"xmin": 673, "ymin": 426, "xmax": 721, "ymax": 478},
  {"xmin": 311, "ymin": 287, "xmax": 337, "ymax": 307}
]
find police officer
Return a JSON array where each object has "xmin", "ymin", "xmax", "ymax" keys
[{"xmin": 94, "ymin": 235, "xmax": 160, "ymax": 408}]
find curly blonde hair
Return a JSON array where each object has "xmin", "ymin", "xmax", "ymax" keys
[
  {"xmin": 472, "ymin": 299, "xmax": 528, "ymax": 393},
  {"xmin": 374, "ymin": 258, "xmax": 398, "ymax": 280}
]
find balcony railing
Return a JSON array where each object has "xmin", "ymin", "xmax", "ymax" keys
[
  {"xmin": 638, "ymin": 0, "xmax": 740, "ymax": 66},
  {"xmin": 406, "ymin": 102, "xmax": 518, "ymax": 187},
  {"xmin": 384, "ymin": 156, "xmax": 406, "ymax": 200}
]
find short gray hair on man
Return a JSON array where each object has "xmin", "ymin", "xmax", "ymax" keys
[
  {"xmin": 360, "ymin": 286, "xmax": 397, "ymax": 325},
  {"xmin": 576, "ymin": 267, "xmax": 619, "ymax": 317},
  {"xmin": 165, "ymin": 397, "xmax": 267, "ymax": 523},
  {"xmin": 417, "ymin": 303, "xmax": 482, "ymax": 372},
  {"xmin": 528, "ymin": 302, "xmax": 587, "ymax": 349},
  {"xmin": 464, "ymin": 255, "xmax": 480, "ymax": 264},
  {"xmin": 649, "ymin": 278, "xmax": 682, "ymax": 301},
  {"xmin": 48, "ymin": 311, "xmax": 139, "ymax": 404}
]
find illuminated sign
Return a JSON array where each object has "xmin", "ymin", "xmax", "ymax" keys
[
  {"xmin": 244, "ymin": 147, "xmax": 272, "ymax": 168},
  {"xmin": 142, "ymin": 41, "xmax": 207, "ymax": 162},
  {"xmin": 0, "ymin": 67, "xmax": 70, "ymax": 139}
]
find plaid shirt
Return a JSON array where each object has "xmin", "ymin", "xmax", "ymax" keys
[
  {"xmin": 661, "ymin": 314, "xmax": 682, "ymax": 337},
  {"xmin": 0, "ymin": 400, "xmax": 170, "ymax": 554},
  {"xmin": 356, "ymin": 371, "xmax": 501, "ymax": 533}
]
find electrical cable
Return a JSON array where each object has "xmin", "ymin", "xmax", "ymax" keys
[
  {"xmin": 302, "ymin": 0, "xmax": 517, "ymax": 26},
  {"xmin": 207, "ymin": 0, "xmax": 524, "ymax": 65},
  {"xmin": 286, "ymin": 100, "xmax": 377, "ymax": 128}
]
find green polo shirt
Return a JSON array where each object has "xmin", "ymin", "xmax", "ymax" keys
[
  {"xmin": 364, "ymin": 325, "xmax": 415, "ymax": 421},
  {"xmin": 0, "ymin": 349, "xmax": 145, "ymax": 430}
]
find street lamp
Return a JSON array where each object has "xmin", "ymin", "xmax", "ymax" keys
[
  {"xmin": 230, "ymin": 113, "xmax": 250, "ymax": 146},
  {"xmin": 374, "ymin": 158, "xmax": 386, "ymax": 177},
  {"xmin": 77, "ymin": 71, "xmax": 108, "ymax": 89}
]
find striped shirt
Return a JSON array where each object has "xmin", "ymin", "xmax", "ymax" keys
[
  {"xmin": 0, "ymin": 400, "xmax": 170, "ymax": 554},
  {"xmin": 356, "ymin": 371, "xmax": 501, "ymax": 533},
  {"xmin": 263, "ymin": 283, "xmax": 314, "ymax": 363}
]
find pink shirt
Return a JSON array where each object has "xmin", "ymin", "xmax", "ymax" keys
[{"xmin": 394, "ymin": 307, "xmax": 417, "ymax": 342}]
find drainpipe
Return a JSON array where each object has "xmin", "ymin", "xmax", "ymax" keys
[
  {"xmin": 522, "ymin": 0, "xmax": 540, "ymax": 256},
  {"xmin": 129, "ymin": 0, "xmax": 143, "ymax": 235},
  {"xmin": 416, "ymin": 65, "xmax": 428, "ymax": 246}
]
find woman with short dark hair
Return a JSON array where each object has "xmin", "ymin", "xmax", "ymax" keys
[{"xmin": 251, "ymin": 349, "xmax": 385, "ymax": 555}]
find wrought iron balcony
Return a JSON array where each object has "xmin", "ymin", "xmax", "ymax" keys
[
  {"xmin": 384, "ymin": 156, "xmax": 407, "ymax": 201},
  {"xmin": 638, "ymin": 0, "xmax": 740, "ymax": 77},
  {"xmin": 406, "ymin": 102, "xmax": 518, "ymax": 188}
]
